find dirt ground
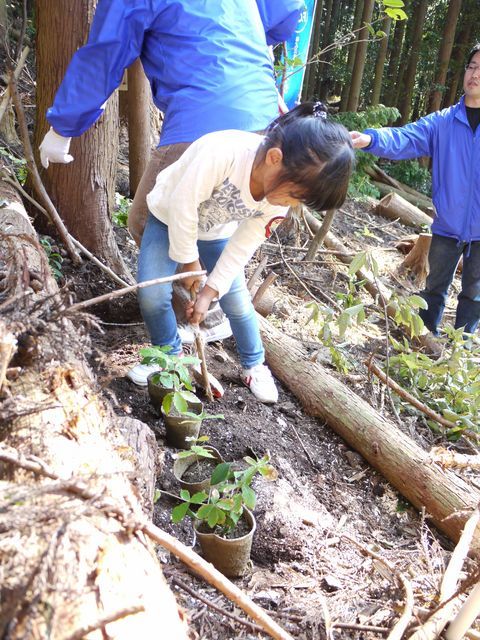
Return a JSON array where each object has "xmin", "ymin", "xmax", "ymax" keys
[{"xmin": 80, "ymin": 199, "xmax": 479, "ymax": 640}]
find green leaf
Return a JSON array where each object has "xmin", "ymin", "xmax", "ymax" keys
[
  {"xmin": 242, "ymin": 485, "xmax": 256, "ymax": 510},
  {"xmin": 385, "ymin": 7, "xmax": 407, "ymax": 20},
  {"xmin": 172, "ymin": 502, "xmax": 190, "ymax": 523},
  {"xmin": 408, "ymin": 294, "xmax": 428, "ymax": 310},
  {"xmin": 210, "ymin": 462, "xmax": 231, "ymax": 486},
  {"xmin": 190, "ymin": 491, "xmax": 208, "ymax": 504},
  {"xmin": 208, "ymin": 506, "xmax": 221, "ymax": 528},
  {"xmin": 180, "ymin": 489, "xmax": 191, "ymax": 501},
  {"xmin": 383, "ymin": 0, "xmax": 405, "ymax": 7},
  {"xmin": 348, "ymin": 252, "xmax": 367, "ymax": 276}
]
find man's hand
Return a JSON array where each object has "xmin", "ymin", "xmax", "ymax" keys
[
  {"xmin": 180, "ymin": 260, "xmax": 203, "ymax": 292},
  {"xmin": 39, "ymin": 127, "xmax": 74, "ymax": 169},
  {"xmin": 185, "ymin": 284, "xmax": 218, "ymax": 325},
  {"xmin": 349, "ymin": 131, "xmax": 372, "ymax": 149}
]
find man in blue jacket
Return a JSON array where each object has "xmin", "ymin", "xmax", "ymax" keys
[
  {"xmin": 351, "ymin": 44, "xmax": 480, "ymax": 337},
  {"xmin": 39, "ymin": 0, "xmax": 302, "ymax": 245}
]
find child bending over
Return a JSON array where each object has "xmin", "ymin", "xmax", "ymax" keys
[{"xmin": 127, "ymin": 102, "xmax": 355, "ymax": 403}]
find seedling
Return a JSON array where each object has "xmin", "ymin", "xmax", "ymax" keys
[
  {"xmin": 140, "ymin": 345, "xmax": 200, "ymax": 391},
  {"xmin": 172, "ymin": 454, "xmax": 277, "ymax": 536}
]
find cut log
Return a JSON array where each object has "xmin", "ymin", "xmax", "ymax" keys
[
  {"xmin": 373, "ymin": 181, "xmax": 434, "ymax": 216},
  {"xmin": 376, "ymin": 192, "xmax": 433, "ymax": 229},
  {"xmin": 401, "ymin": 232, "xmax": 432, "ymax": 285},
  {"xmin": 0, "ymin": 179, "xmax": 188, "ymax": 639},
  {"xmin": 259, "ymin": 316, "xmax": 480, "ymax": 551}
]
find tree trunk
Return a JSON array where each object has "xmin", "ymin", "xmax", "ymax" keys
[
  {"xmin": 345, "ymin": 0, "xmax": 375, "ymax": 112},
  {"xmin": 401, "ymin": 232, "xmax": 431, "ymax": 285},
  {"xmin": 0, "ymin": 179, "xmax": 188, "ymax": 639},
  {"xmin": 375, "ymin": 192, "xmax": 433, "ymax": 229},
  {"xmin": 382, "ymin": 4, "xmax": 408, "ymax": 106},
  {"xmin": 34, "ymin": 0, "xmax": 131, "ymax": 278},
  {"xmin": 371, "ymin": 15, "xmax": 392, "ymax": 106},
  {"xmin": 373, "ymin": 182, "xmax": 434, "ymax": 215},
  {"xmin": 427, "ymin": 0, "xmax": 463, "ymax": 113},
  {"xmin": 318, "ymin": 0, "xmax": 342, "ymax": 101},
  {"xmin": 304, "ymin": 209, "xmax": 336, "ymax": 261},
  {"xmin": 303, "ymin": 0, "xmax": 324, "ymax": 101},
  {"xmin": 398, "ymin": 0, "xmax": 428, "ymax": 124},
  {"xmin": 443, "ymin": 6, "xmax": 474, "ymax": 108},
  {"xmin": 340, "ymin": 0, "xmax": 364, "ymax": 111},
  {"xmin": 313, "ymin": 0, "xmax": 333, "ymax": 96},
  {"xmin": 259, "ymin": 317, "xmax": 480, "ymax": 550},
  {"xmin": 127, "ymin": 58, "xmax": 151, "ymax": 197}
]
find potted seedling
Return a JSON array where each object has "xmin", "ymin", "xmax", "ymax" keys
[
  {"xmin": 161, "ymin": 390, "xmax": 224, "ymax": 449},
  {"xmin": 173, "ymin": 435, "xmax": 225, "ymax": 493},
  {"xmin": 172, "ymin": 454, "xmax": 277, "ymax": 577},
  {"xmin": 139, "ymin": 345, "xmax": 200, "ymax": 412}
]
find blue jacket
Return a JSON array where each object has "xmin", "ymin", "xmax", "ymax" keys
[
  {"xmin": 46, "ymin": 0, "xmax": 302, "ymax": 146},
  {"xmin": 365, "ymin": 96, "xmax": 480, "ymax": 243}
]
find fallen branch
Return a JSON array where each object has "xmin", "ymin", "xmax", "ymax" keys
[
  {"xmin": 9, "ymin": 70, "xmax": 81, "ymax": 264},
  {"xmin": 66, "ymin": 271, "xmax": 206, "ymax": 313},
  {"xmin": 409, "ymin": 508, "xmax": 480, "ymax": 640},
  {"xmin": 430, "ymin": 449, "xmax": 480, "ymax": 470},
  {"xmin": 2, "ymin": 171, "xmax": 130, "ymax": 287},
  {"xmin": 366, "ymin": 359, "xmax": 458, "ymax": 431},
  {"xmin": 0, "ymin": 46, "xmax": 29, "ymax": 125},
  {"xmin": 252, "ymin": 272, "xmax": 278, "ymax": 307},
  {"xmin": 64, "ymin": 605, "xmax": 145, "ymax": 640},
  {"xmin": 0, "ymin": 445, "xmax": 294, "ymax": 640},
  {"xmin": 304, "ymin": 208, "xmax": 336, "ymax": 262}
]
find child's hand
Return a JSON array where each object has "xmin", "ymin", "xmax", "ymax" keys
[
  {"xmin": 180, "ymin": 260, "xmax": 203, "ymax": 291},
  {"xmin": 350, "ymin": 131, "xmax": 372, "ymax": 149},
  {"xmin": 185, "ymin": 284, "xmax": 218, "ymax": 325}
]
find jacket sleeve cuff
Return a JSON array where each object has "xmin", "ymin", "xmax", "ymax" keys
[{"xmin": 363, "ymin": 129, "xmax": 378, "ymax": 150}]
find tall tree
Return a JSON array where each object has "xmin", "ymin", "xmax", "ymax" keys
[
  {"xmin": 398, "ymin": 0, "xmax": 428, "ymax": 124},
  {"xmin": 427, "ymin": 0, "xmax": 463, "ymax": 113},
  {"xmin": 304, "ymin": 0, "xmax": 324, "ymax": 100},
  {"xmin": 127, "ymin": 58, "xmax": 151, "ymax": 197},
  {"xmin": 340, "ymin": 0, "xmax": 364, "ymax": 111},
  {"xmin": 381, "ymin": 0, "xmax": 408, "ymax": 106},
  {"xmin": 314, "ymin": 0, "xmax": 334, "ymax": 95},
  {"xmin": 371, "ymin": 15, "xmax": 392, "ymax": 105},
  {"xmin": 443, "ymin": 4, "xmax": 474, "ymax": 107},
  {"xmin": 345, "ymin": 0, "xmax": 375, "ymax": 112},
  {"xmin": 34, "ymin": 0, "xmax": 131, "ymax": 278},
  {"xmin": 318, "ymin": 0, "xmax": 343, "ymax": 100}
]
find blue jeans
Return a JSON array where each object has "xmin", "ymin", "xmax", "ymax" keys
[
  {"xmin": 137, "ymin": 214, "xmax": 264, "ymax": 368},
  {"xmin": 420, "ymin": 234, "xmax": 480, "ymax": 335}
]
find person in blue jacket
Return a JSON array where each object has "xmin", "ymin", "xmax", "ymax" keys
[
  {"xmin": 38, "ymin": 0, "xmax": 303, "ymax": 245},
  {"xmin": 351, "ymin": 43, "xmax": 480, "ymax": 337}
]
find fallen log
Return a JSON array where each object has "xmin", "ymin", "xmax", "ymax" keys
[
  {"xmin": 259, "ymin": 316, "xmax": 480, "ymax": 551},
  {"xmin": 373, "ymin": 181, "xmax": 434, "ymax": 215},
  {"xmin": 0, "ymin": 179, "xmax": 188, "ymax": 639},
  {"xmin": 376, "ymin": 192, "xmax": 433, "ymax": 230}
]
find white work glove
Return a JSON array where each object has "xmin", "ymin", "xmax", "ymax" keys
[{"xmin": 39, "ymin": 127, "xmax": 74, "ymax": 169}]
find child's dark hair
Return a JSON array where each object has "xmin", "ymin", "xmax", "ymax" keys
[
  {"xmin": 466, "ymin": 43, "xmax": 480, "ymax": 66},
  {"xmin": 261, "ymin": 102, "xmax": 355, "ymax": 212}
]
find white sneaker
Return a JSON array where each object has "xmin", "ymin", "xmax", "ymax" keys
[
  {"xmin": 126, "ymin": 363, "xmax": 161, "ymax": 387},
  {"xmin": 177, "ymin": 319, "xmax": 233, "ymax": 345},
  {"xmin": 241, "ymin": 363, "xmax": 278, "ymax": 404}
]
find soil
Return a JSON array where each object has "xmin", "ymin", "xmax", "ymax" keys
[
  {"xmin": 180, "ymin": 457, "xmax": 221, "ymax": 483},
  {"xmin": 79, "ymin": 198, "xmax": 480, "ymax": 640}
]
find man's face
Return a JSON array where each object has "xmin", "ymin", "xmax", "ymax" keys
[{"xmin": 463, "ymin": 51, "xmax": 480, "ymax": 104}]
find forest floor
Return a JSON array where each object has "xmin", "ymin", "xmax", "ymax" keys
[{"xmin": 71, "ymin": 196, "xmax": 479, "ymax": 640}]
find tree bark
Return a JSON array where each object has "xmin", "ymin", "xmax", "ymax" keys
[
  {"xmin": 340, "ymin": 0, "xmax": 364, "ymax": 111},
  {"xmin": 428, "ymin": 0, "xmax": 463, "ymax": 113},
  {"xmin": 375, "ymin": 192, "xmax": 433, "ymax": 229},
  {"xmin": 346, "ymin": 0, "xmax": 375, "ymax": 112},
  {"xmin": 259, "ymin": 317, "xmax": 480, "ymax": 551},
  {"xmin": 303, "ymin": 0, "xmax": 324, "ymax": 100},
  {"xmin": 442, "ymin": 4, "xmax": 474, "ymax": 108},
  {"xmin": 382, "ymin": 3, "xmax": 408, "ymax": 106},
  {"xmin": 127, "ymin": 58, "xmax": 151, "ymax": 196},
  {"xmin": 401, "ymin": 232, "xmax": 431, "ymax": 285},
  {"xmin": 371, "ymin": 15, "xmax": 392, "ymax": 106},
  {"xmin": 34, "ymin": 0, "xmax": 131, "ymax": 278},
  {"xmin": 373, "ymin": 182, "xmax": 434, "ymax": 215},
  {"xmin": 398, "ymin": 0, "xmax": 428, "ymax": 124},
  {"xmin": 0, "ymin": 179, "xmax": 187, "ymax": 639},
  {"xmin": 313, "ymin": 0, "xmax": 333, "ymax": 96}
]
